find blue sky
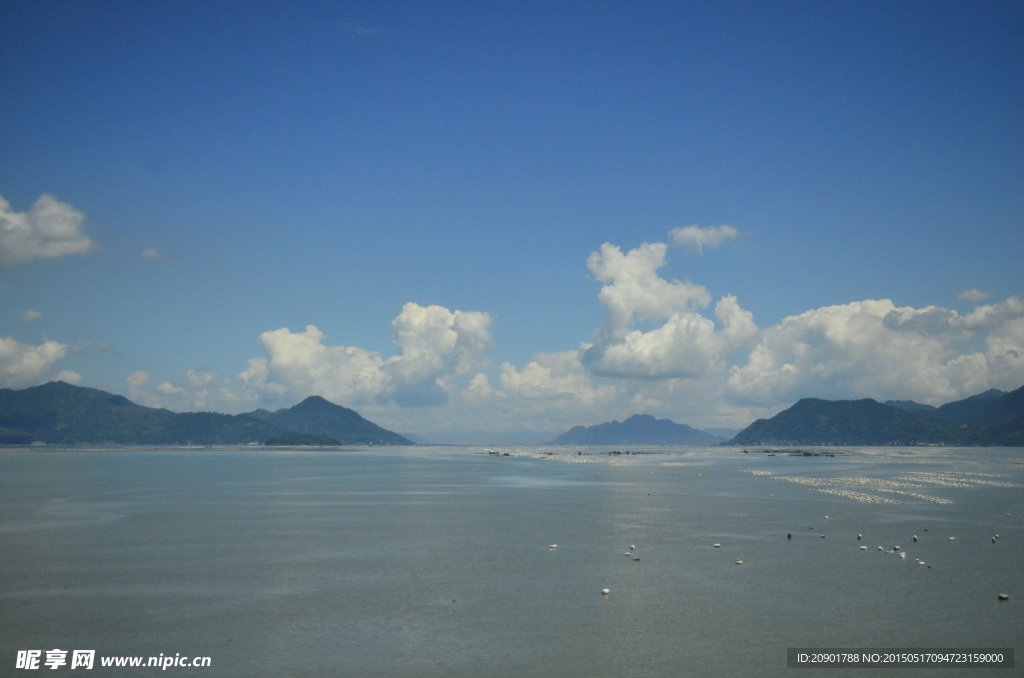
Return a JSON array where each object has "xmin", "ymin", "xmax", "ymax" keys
[{"xmin": 1, "ymin": 1, "xmax": 1022, "ymax": 434}]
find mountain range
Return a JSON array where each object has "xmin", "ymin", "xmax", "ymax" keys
[
  {"xmin": 4, "ymin": 380, "xmax": 1022, "ymax": 448},
  {"xmin": 549, "ymin": 414, "xmax": 722, "ymax": 445},
  {"xmin": 730, "ymin": 384, "xmax": 1024, "ymax": 446},
  {"xmin": 0, "ymin": 382, "xmax": 412, "ymax": 446}
]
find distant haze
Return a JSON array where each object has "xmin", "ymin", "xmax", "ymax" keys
[{"xmin": 404, "ymin": 431, "xmax": 560, "ymax": 446}]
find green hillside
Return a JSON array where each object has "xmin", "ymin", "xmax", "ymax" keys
[
  {"xmin": 730, "ymin": 398, "xmax": 962, "ymax": 446},
  {"xmin": 244, "ymin": 396, "xmax": 413, "ymax": 446},
  {"xmin": 0, "ymin": 382, "xmax": 411, "ymax": 446},
  {"xmin": 731, "ymin": 387, "xmax": 1024, "ymax": 446},
  {"xmin": 0, "ymin": 381, "xmax": 279, "ymax": 444}
]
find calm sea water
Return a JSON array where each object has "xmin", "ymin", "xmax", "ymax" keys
[{"xmin": 1, "ymin": 446, "xmax": 1021, "ymax": 677}]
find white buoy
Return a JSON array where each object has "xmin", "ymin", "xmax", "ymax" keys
[
  {"xmin": 857, "ymin": 534, "xmax": 862, "ymax": 540},
  {"xmin": 899, "ymin": 552, "xmax": 906, "ymax": 559},
  {"xmin": 918, "ymin": 561, "xmax": 925, "ymax": 565},
  {"xmin": 949, "ymin": 537, "xmax": 955, "ymax": 541},
  {"xmin": 894, "ymin": 545, "xmax": 900, "ymax": 550},
  {"xmin": 713, "ymin": 543, "xmax": 721, "ymax": 548},
  {"xmin": 601, "ymin": 588, "xmax": 610, "ymax": 594},
  {"xmin": 630, "ymin": 545, "xmax": 635, "ymax": 550},
  {"xmin": 913, "ymin": 535, "xmax": 918, "ymax": 541},
  {"xmin": 549, "ymin": 544, "xmax": 557, "ymax": 549},
  {"xmin": 878, "ymin": 546, "xmax": 883, "ymax": 551},
  {"xmin": 825, "ymin": 516, "xmax": 829, "ymax": 519},
  {"xmin": 735, "ymin": 560, "xmax": 743, "ymax": 565},
  {"xmin": 998, "ymin": 593, "xmax": 1009, "ymax": 600},
  {"xmin": 859, "ymin": 545, "xmax": 867, "ymax": 550}
]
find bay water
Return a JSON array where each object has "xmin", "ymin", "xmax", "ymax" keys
[{"xmin": 1, "ymin": 446, "xmax": 1021, "ymax": 676}]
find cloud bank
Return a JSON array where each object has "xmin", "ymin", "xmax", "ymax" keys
[
  {"xmin": 140, "ymin": 303, "xmax": 495, "ymax": 414},
  {"xmin": 726, "ymin": 298, "xmax": 1024, "ymax": 406},
  {"xmin": 0, "ymin": 194, "xmax": 96, "ymax": 265},
  {"xmin": 123, "ymin": 239, "xmax": 1024, "ymax": 431}
]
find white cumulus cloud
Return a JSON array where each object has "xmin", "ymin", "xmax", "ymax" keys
[
  {"xmin": 958, "ymin": 288, "xmax": 992, "ymax": 302},
  {"xmin": 388, "ymin": 302, "xmax": 494, "ymax": 383},
  {"xmin": 22, "ymin": 310, "xmax": 42, "ymax": 322},
  {"xmin": 580, "ymin": 242, "xmax": 757, "ymax": 379},
  {"xmin": 234, "ymin": 303, "xmax": 495, "ymax": 409},
  {"xmin": 668, "ymin": 224, "xmax": 739, "ymax": 253},
  {"xmin": 465, "ymin": 372, "xmax": 495, "ymax": 398},
  {"xmin": 959, "ymin": 297, "xmax": 1024, "ymax": 330},
  {"xmin": 727, "ymin": 297, "xmax": 1024, "ymax": 406},
  {"xmin": 0, "ymin": 336, "xmax": 69, "ymax": 387},
  {"xmin": 0, "ymin": 194, "xmax": 96, "ymax": 265},
  {"xmin": 587, "ymin": 242, "xmax": 711, "ymax": 336},
  {"xmin": 252, "ymin": 325, "xmax": 390, "ymax": 405},
  {"xmin": 141, "ymin": 248, "xmax": 166, "ymax": 259},
  {"xmin": 499, "ymin": 350, "xmax": 620, "ymax": 405}
]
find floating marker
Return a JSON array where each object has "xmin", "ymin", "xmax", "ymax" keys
[
  {"xmin": 899, "ymin": 552, "xmax": 906, "ymax": 559},
  {"xmin": 913, "ymin": 535, "xmax": 918, "ymax": 541},
  {"xmin": 949, "ymin": 537, "xmax": 955, "ymax": 541},
  {"xmin": 918, "ymin": 561, "xmax": 925, "ymax": 565},
  {"xmin": 878, "ymin": 546, "xmax": 883, "ymax": 551},
  {"xmin": 787, "ymin": 534, "xmax": 792, "ymax": 540},
  {"xmin": 601, "ymin": 588, "xmax": 610, "ymax": 595},
  {"xmin": 992, "ymin": 537, "xmax": 997, "ymax": 543},
  {"xmin": 857, "ymin": 534, "xmax": 862, "ymax": 540},
  {"xmin": 820, "ymin": 535, "xmax": 826, "ymax": 539},
  {"xmin": 713, "ymin": 543, "xmax": 721, "ymax": 548},
  {"xmin": 735, "ymin": 560, "xmax": 743, "ymax": 565},
  {"xmin": 894, "ymin": 545, "xmax": 900, "ymax": 550},
  {"xmin": 998, "ymin": 594, "xmax": 1009, "ymax": 601},
  {"xmin": 859, "ymin": 545, "xmax": 867, "ymax": 550},
  {"xmin": 549, "ymin": 544, "xmax": 557, "ymax": 549}
]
